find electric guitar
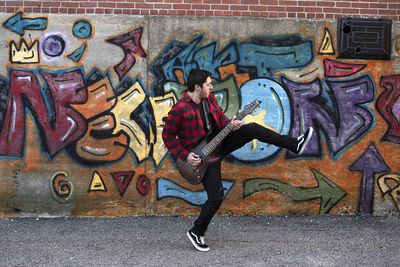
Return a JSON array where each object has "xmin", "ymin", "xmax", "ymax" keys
[{"xmin": 176, "ymin": 100, "xmax": 262, "ymax": 184}]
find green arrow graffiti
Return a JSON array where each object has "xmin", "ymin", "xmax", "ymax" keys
[{"xmin": 243, "ymin": 168, "xmax": 346, "ymax": 214}]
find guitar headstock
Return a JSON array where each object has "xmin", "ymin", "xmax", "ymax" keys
[{"xmin": 236, "ymin": 100, "xmax": 262, "ymax": 120}]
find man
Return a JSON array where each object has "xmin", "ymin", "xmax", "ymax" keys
[{"xmin": 162, "ymin": 69, "xmax": 313, "ymax": 252}]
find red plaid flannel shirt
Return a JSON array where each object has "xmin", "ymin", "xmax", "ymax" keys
[{"xmin": 162, "ymin": 92, "xmax": 230, "ymax": 161}]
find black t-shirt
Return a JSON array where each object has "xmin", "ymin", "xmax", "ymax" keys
[{"xmin": 198, "ymin": 101, "xmax": 218, "ymax": 138}]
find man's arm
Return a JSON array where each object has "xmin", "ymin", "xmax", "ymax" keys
[{"xmin": 162, "ymin": 107, "xmax": 190, "ymax": 161}]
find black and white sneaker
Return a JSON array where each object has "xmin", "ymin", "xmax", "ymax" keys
[
  {"xmin": 295, "ymin": 127, "xmax": 313, "ymax": 154},
  {"xmin": 187, "ymin": 230, "xmax": 210, "ymax": 252}
]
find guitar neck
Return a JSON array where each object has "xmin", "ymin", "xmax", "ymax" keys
[
  {"xmin": 200, "ymin": 122, "xmax": 234, "ymax": 157},
  {"xmin": 198, "ymin": 99, "xmax": 261, "ymax": 158}
]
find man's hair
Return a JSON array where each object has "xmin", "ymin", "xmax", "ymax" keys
[{"xmin": 187, "ymin": 69, "xmax": 212, "ymax": 92}]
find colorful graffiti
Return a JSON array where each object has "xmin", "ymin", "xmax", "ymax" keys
[
  {"xmin": 0, "ymin": 10, "xmax": 399, "ymax": 217},
  {"xmin": 377, "ymin": 75, "xmax": 400, "ymax": 144},
  {"xmin": 0, "ymin": 14, "xmax": 170, "ymax": 168},
  {"xmin": 243, "ymin": 169, "xmax": 346, "ymax": 214}
]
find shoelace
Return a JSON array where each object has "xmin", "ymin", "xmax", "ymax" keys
[{"xmin": 296, "ymin": 135, "xmax": 304, "ymax": 150}]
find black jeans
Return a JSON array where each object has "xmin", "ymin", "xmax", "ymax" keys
[{"xmin": 191, "ymin": 123, "xmax": 298, "ymax": 236}]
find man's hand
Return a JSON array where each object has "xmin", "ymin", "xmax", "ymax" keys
[
  {"xmin": 187, "ymin": 152, "xmax": 201, "ymax": 166},
  {"xmin": 231, "ymin": 116, "xmax": 242, "ymax": 131}
]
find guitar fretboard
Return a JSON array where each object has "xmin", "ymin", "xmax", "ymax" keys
[
  {"xmin": 200, "ymin": 111, "xmax": 246, "ymax": 157},
  {"xmin": 200, "ymin": 123, "xmax": 233, "ymax": 157},
  {"xmin": 197, "ymin": 99, "xmax": 260, "ymax": 158}
]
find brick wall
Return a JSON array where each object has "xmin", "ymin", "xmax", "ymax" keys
[{"xmin": 0, "ymin": 0, "xmax": 399, "ymax": 21}]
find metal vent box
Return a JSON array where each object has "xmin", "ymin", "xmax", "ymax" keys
[{"xmin": 337, "ymin": 17, "xmax": 392, "ymax": 60}]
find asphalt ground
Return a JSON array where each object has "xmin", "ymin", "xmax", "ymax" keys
[{"xmin": 0, "ymin": 215, "xmax": 399, "ymax": 266}]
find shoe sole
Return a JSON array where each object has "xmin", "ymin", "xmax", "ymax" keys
[
  {"xmin": 186, "ymin": 232, "xmax": 210, "ymax": 252},
  {"xmin": 298, "ymin": 127, "xmax": 313, "ymax": 155}
]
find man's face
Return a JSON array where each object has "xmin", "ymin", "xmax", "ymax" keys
[{"xmin": 200, "ymin": 77, "xmax": 213, "ymax": 99}]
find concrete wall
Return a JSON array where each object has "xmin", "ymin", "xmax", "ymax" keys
[{"xmin": 0, "ymin": 11, "xmax": 400, "ymax": 217}]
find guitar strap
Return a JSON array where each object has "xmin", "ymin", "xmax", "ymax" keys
[{"xmin": 202, "ymin": 100, "xmax": 211, "ymax": 132}]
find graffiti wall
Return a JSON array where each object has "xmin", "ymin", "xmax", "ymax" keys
[{"xmin": 0, "ymin": 11, "xmax": 399, "ymax": 217}]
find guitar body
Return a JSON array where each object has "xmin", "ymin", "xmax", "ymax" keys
[{"xmin": 176, "ymin": 139, "xmax": 220, "ymax": 184}]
